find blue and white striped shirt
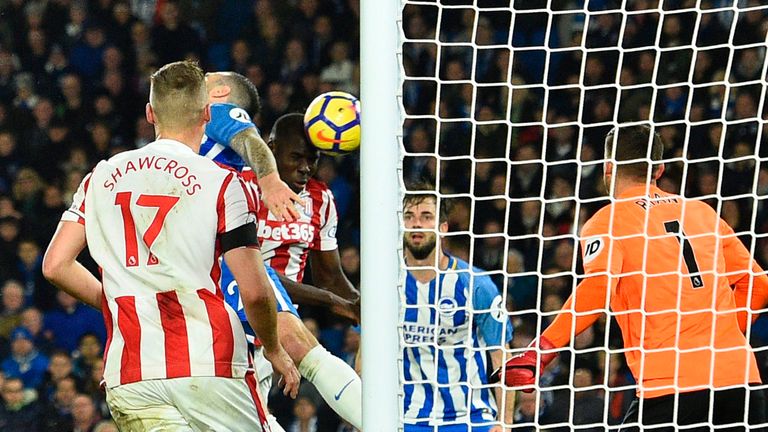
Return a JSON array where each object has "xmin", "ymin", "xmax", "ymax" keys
[{"xmin": 401, "ymin": 256, "xmax": 513, "ymax": 431}]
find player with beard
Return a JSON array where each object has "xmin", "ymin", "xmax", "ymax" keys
[{"xmin": 401, "ymin": 185, "xmax": 514, "ymax": 432}]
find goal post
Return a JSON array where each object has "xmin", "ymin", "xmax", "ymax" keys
[
  {"xmin": 395, "ymin": 0, "xmax": 768, "ymax": 431},
  {"xmin": 360, "ymin": 0, "xmax": 401, "ymax": 431}
]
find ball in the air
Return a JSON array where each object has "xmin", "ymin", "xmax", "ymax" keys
[{"xmin": 304, "ymin": 91, "xmax": 361, "ymax": 156}]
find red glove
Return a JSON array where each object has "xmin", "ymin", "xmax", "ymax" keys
[{"xmin": 489, "ymin": 336, "xmax": 557, "ymax": 392}]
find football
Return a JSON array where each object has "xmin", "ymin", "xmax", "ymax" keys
[{"xmin": 304, "ymin": 91, "xmax": 361, "ymax": 156}]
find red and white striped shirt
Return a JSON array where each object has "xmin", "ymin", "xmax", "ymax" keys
[
  {"xmin": 62, "ymin": 139, "xmax": 256, "ymax": 388},
  {"xmin": 242, "ymin": 172, "xmax": 338, "ymax": 282}
]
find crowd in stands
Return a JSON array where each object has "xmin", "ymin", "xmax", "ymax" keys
[
  {"xmin": 0, "ymin": 0, "xmax": 361, "ymax": 429},
  {"xmin": 0, "ymin": 0, "xmax": 767, "ymax": 429},
  {"xmin": 402, "ymin": 0, "xmax": 768, "ymax": 429}
]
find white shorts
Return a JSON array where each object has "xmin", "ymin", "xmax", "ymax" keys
[{"xmin": 106, "ymin": 373, "xmax": 270, "ymax": 432}]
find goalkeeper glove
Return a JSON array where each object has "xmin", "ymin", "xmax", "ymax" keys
[{"xmin": 489, "ymin": 336, "xmax": 557, "ymax": 392}]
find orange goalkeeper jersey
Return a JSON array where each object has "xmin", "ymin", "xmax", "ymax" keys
[{"xmin": 574, "ymin": 185, "xmax": 762, "ymax": 398}]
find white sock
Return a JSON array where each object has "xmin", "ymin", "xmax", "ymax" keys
[
  {"xmin": 298, "ymin": 345, "xmax": 362, "ymax": 429},
  {"xmin": 267, "ymin": 414, "xmax": 285, "ymax": 432}
]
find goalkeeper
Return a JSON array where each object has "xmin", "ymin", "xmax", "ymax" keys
[{"xmin": 493, "ymin": 124, "xmax": 768, "ymax": 430}]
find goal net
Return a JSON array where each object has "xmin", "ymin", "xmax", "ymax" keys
[{"xmin": 399, "ymin": 0, "xmax": 768, "ymax": 430}]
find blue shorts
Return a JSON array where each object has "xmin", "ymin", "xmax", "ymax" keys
[
  {"xmin": 222, "ymin": 263, "xmax": 299, "ymax": 339},
  {"xmin": 404, "ymin": 423, "xmax": 494, "ymax": 432}
]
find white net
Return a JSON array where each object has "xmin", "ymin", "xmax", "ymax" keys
[{"xmin": 399, "ymin": 0, "xmax": 768, "ymax": 430}]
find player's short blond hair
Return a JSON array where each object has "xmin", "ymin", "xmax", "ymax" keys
[{"xmin": 149, "ymin": 61, "xmax": 206, "ymax": 131}]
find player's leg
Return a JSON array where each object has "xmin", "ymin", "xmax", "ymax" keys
[
  {"xmin": 747, "ymin": 387, "xmax": 768, "ymax": 429},
  {"xmin": 266, "ymin": 268, "xmax": 362, "ymax": 429},
  {"xmin": 673, "ymin": 390, "xmax": 712, "ymax": 431},
  {"xmin": 618, "ymin": 394, "xmax": 674, "ymax": 432},
  {"xmin": 167, "ymin": 374, "xmax": 270, "ymax": 432},
  {"xmin": 106, "ymin": 380, "xmax": 194, "ymax": 432},
  {"xmin": 711, "ymin": 386, "xmax": 768, "ymax": 430},
  {"xmin": 277, "ymin": 310, "xmax": 362, "ymax": 429}
]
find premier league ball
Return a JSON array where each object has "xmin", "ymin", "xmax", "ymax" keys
[{"xmin": 303, "ymin": 91, "xmax": 361, "ymax": 156}]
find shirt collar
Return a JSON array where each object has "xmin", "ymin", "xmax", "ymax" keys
[
  {"xmin": 616, "ymin": 184, "xmax": 664, "ymax": 199},
  {"xmin": 152, "ymin": 138, "xmax": 197, "ymax": 155}
]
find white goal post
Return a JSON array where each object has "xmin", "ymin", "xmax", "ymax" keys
[{"xmin": 360, "ymin": 0, "xmax": 401, "ymax": 431}]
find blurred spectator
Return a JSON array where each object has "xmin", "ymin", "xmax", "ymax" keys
[
  {"xmin": 58, "ymin": 73, "xmax": 90, "ymax": 132},
  {"xmin": 63, "ymin": 2, "xmax": 88, "ymax": 48},
  {"xmin": 12, "ymin": 168, "xmax": 45, "ymax": 222},
  {"xmin": 44, "ymin": 292, "xmax": 106, "ymax": 355},
  {"xmin": 82, "ymin": 357, "xmax": 109, "ymax": 419},
  {"xmin": 289, "ymin": 396, "xmax": 319, "ymax": 432},
  {"xmin": 228, "ymin": 39, "xmax": 252, "ymax": 76},
  {"xmin": 477, "ymin": 220, "xmax": 506, "ymax": 271},
  {"xmin": 0, "ymin": 216, "xmax": 21, "ymax": 279},
  {"xmin": 0, "ymin": 376, "xmax": 40, "ymax": 431},
  {"xmin": 40, "ymin": 375, "xmax": 77, "ymax": 431},
  {"xmin": 338, "ymin": 245, "xmax": 360, "ymax": 287},
  {"xmin": 734, "ymin": 2, "xmax": 768, "ymax": 46},
  {"xmin": 340, "ymin": 326, "xmax": 360, "ymax": 368},
  {"xmin": 570, "ymin": 368, "xmax": 605, "ymax": 431},
  {"xmin": 16, "ymin": 238, "xmax": 58, "ymax": 309},
  {"xmin": 0, "ymin": 51, "xmax": 20, "ymax": 102},
  {"xmin": 506, "ymin": 248, "xmax": 538, "ymax": 311},
  {"xmin": 150, "ymin": 0, "xmax": 203, "ymax": 65},
  {"xmin": 69, "ymin": 22, "xmax": 107, "ymax": 83},
  {"xmin": 0, "ymin": 280, "xmax": 24, "ymax": 339},
  {"xmin": 514, "ymin": 391, "xmax": 552, "ymax": 430},
  {"xmin": 315, "ymin": 157, "xmax": 352, "ymax": 220},
  {"xmin": 320, "ymin": 41, "xmax": 354, "ymax": 93},
  {"xmin": 0, "ymin": 131, "xmax": 21, "ymax": 189},
  {"xmin": 38, "ymin": 350, "xmax": 75, "ymax": 403},
  {"xmin": 607, "ymin": 353, "xmax": 634, "ymax": 425},
  {"xmin": 19, "ymin": 307, "xmax": 52, "ymax": 354},
  {"xmin": 2, "ymin": 326, "xmax": 49, "ymax": 389},
  {"xmin": 30, "ymin": 185, "xmax": 67, "ymax": 245},
  {"xmin": 72, "ymin": 393, "xmax": 101, "ymax": 432},
  {"xmin": 73, "ymin": 333, "xmax": 103, "ymax": 380},
  {"xmin": 281, "ymin": 39, "xmax": 309, "ymax": 87}
]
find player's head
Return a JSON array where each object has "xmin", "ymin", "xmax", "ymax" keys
[
  {"xmin": 268, "ymin": 113, "xmax": 319, "ymax": 193},
  {"xmin": 205, "ymin": 71, "xmax": 261, "ymax": 118},
  {"xmin": 147, "ymin": 61, "xmax": 208, "ymax": 134},
  {"xmin": 603, "ymin": 124, "xmax": 665, "ymax": 194},
  {"xmin": 402, "ymin": 183, "xmax": 452, "ymax": 260}
]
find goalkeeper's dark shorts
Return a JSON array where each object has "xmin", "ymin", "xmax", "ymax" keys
[{"xmin": 619, "ymin": 387, "xmax": 768, "ymax": 431}]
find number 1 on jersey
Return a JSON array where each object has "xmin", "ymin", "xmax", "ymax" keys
[
  {"xmin": 115, "ymin": 191, "xmax": 179, "ymax": 267},
  {"xmin": 664, "ymin": 220, "xmax": 704, "ymax": 288}
]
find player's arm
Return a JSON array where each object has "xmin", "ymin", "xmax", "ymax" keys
[
  {"xmin": 277, "ymin": 273, "xmax": 360, "ymax": 321},
  {"xmin": 43, "ymin": 221, "xmax": 103, "ymax": 309},
  {"xmin": 309, "ymin": 249, "xmax": 360, "ymax": 302},
  {"xmin": 491, "ymin": 275, "xmax": 609, "ymax": 390},
  {"xmin": 719, "ymin": 218, "xmax": 768, "ymax": 332},
  {"xmin": 490, "ymin": 349, "xmax": 515, "ymax": 429},
  {"xmin": 308, "ymin": 189, "xmax": 360, "ymax": 303},
  {"xmin": 229, "ymin": 128, "xmax": 302, "ymax": 221},
  {"xmin": 492, "ymin": 224, "xmax": 616, "ymax": 390}
]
